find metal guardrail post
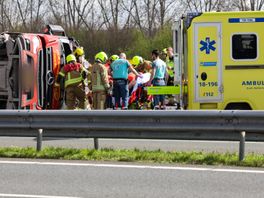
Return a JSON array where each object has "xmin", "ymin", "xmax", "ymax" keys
[
  {"xmin": 94, "ymin": 138, "xmax": 99, "ymax": 150},
  {"xmin": 239, "ymin": 131, "xmax": 246, "ymax": 161},
  {"xmin": 37, "ymin": 129, "xmax": 43, "ymax": 151}
]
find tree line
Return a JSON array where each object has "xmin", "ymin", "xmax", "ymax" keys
[{"xmin": 0, "ymin": 0, "xmax": 263, "ymax": 60}]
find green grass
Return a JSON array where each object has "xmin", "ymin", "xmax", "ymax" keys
[{"xmin": 0, "ymin": 147, "xmax": 264, "ymax": 167}]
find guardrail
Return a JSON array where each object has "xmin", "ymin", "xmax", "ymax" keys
[{"xmin": 1, "ymin": 110, "xmax": 264, "ymax": 161}]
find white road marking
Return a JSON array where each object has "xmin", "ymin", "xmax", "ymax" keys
[
  {"xmin": 0, "ymin": 194, "xmax": 80, "ymax": 198},
  {"xmin": 0, "ymin": 160, "xmax": 263, "ymax": 174}
]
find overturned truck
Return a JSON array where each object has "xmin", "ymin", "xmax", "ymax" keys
[{"xmin": 0, "ymin": 25, "xmax": 78, "ymax": 110}]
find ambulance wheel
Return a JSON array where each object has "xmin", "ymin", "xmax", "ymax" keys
[{"xmin": 225, "ymin": 103, "xmax": 252, "ymax": 110}]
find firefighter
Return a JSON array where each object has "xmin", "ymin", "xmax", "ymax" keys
[
  {"xmin": 91, "ymin": 51, "xmax": 110, "ymax": 109},
  {"xmin": 131, "ymin": 56, "xmax": 152, "ymax": 73},
  {"xmin": 109, "ymin": 55, "xmax": 119, "ymax": 63},
  {"xmin": 105, "ymin": 55, "xmax": 119, "ymax": 109},
  {"xmin": 73, "ymin": 47, "xmax": 90, "ymax": 69},
  {"xmin": 106, "ymin": 54, "xmax": 119, "ymax": 82},
  {"xmin": 74, "ymin": 47, "xmax": 92, "ymax": 109},
  {"xmin": 131, "ymin": 56, "xmax": 143, "ymax": 71},
  {"xmin": 55, "ymin": 54, "xmax": 87, "ymax": 110},
  {"xmin": 129, "ymin": 56, "xmax": 144, "ymax": 91}
]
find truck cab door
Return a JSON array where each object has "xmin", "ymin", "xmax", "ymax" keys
[
  {"xmin": 20, "ymin": 50, "xmax": 36, "ymax": 109},
  {"xmin": 194, "ymin": 22, "xmax": 223, "ymax": 103}
]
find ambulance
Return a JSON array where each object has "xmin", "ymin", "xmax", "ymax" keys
[{"xmin": 172, "ymin": 11, "xmax": 264, "ymax": 110}]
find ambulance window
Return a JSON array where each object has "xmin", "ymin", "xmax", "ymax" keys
[
  {"xmin": 175, "ymin": 30, "xmax": 178, "ymax": 53},
  {"xmin": 232, "ymin": 34, "xmax": 257, "ymax": 60}
]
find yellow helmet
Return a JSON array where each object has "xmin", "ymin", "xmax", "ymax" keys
[
  {"xmin": 162, "ymin": 48, "xmax": 167, "ymax": 54},
  {"xmin": 109, "ymin": 55, "xmax": 119, "ymax": 62},
  {"xmin": 66, "ymin": 54, "xmax": 76, "ymax": 63},
  {"xmin": 74, "ymin": 47, "xmax": 84, "ymax": 57},
  {"xmin": 131, "ymin": 56, "xmax": 143, "ymax": 67},
  {"xmin": 95, "ymin": 51, "xmax": 108, "ymax": 63}
]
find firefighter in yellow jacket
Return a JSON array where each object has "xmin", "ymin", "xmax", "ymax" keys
[
  {"xmin": 55, "ymin": 54, "xmax": 87, "ymax": 110},
  {"xmin": 91, "ymin": 52, "xmax": 110, "ymax": 109}
]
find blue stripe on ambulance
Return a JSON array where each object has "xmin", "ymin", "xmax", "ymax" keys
[{"xmin": 229, "ymin": 18, "xmax": 264, "ymax": 23}]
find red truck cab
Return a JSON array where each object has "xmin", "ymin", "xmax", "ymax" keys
[{"xmin": 0, "ymin": 25, "xmax": 76, "ymax": 109}]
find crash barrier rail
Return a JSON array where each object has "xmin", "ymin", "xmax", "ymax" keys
[{"xmin": 1, "ymin": 110, "xmax": 264, "ymax": 161}]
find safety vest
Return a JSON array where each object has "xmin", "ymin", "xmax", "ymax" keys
[
  {"xmin": 55, "ymin": 63, "xmax": 87, "ymax": 88},
  {"xmin": 91, "ymin": 63, "xmax": 109, "ymax": 91},
  {"xmin": 166, "ymin": 57, "xmax": 174, "ymax": 78}
]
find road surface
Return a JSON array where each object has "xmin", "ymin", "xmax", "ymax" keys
[{"xmin": 0, "ymin": 159, "xmax": 263, "ymax": 198}]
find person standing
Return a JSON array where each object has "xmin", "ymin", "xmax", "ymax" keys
[
  {"xmin": 74, "ymin": 47, "xmax": 92, "ymax": 109},
  {"xmin": 166, "ymin": 47, "xmax": 174, "ymax": 86},
  {"xmin": 111, "ymin": 53, "xmax": 142, "ymax": 109},
  {"xmin": 55, "ymin": 54, "xmax": 87, "ymax": 110},
  {"xmin": 147, "ymin": 50, "xmax": 167, "ymax": 110},
  {"xmin": 73, "ymin": 47, "xmax": 90, "ymax": 69},
  {"xmin": 91, "ymin": 51, "xmax": 110, "ymax": 109}
]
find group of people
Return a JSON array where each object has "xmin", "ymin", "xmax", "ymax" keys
[{"xmin": 55, "ymin": 46, "xmax": 175, "ymax": 110}]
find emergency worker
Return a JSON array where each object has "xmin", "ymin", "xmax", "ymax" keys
[
  {"xmin": 74, "ymin": 47, "xmax": 92, "ymax": 109},
  {"xmin": 166, "ymin": 47, "xmax": 174, "ymax": 86},
  {"xmin": 131, "ymin": 56, "xmax": 152, "ymax": 73},
  {"xmin": 55, "ymin": 54, "xmax": 87, "ymax": 110},
  {"xmin": 73, "ymin": 47, "xmax": 90, "ymax": 69},
  {"xmin": 91, "ymin": 51, "xmax": 110, "ymax": 109},
  {"xmin": 109, "ymin": 55, "xmax": 119, "ymax": 63},
  {"xmin": 105, "ymin": 54, "xmax": 119, "ymax": 109},
  {"xmin": 161, "ymin": 48, "xmax": 167, "ymax": 61},
  {"xmin": 111, "ymin": 53, "xmax": 142, "ymax": 109},
  {"xmin": 106, "ymin": 54, "xmax": 119, "ymax": 83},
  {"xmin": 128, "ymin": 56, "xmax": 143, "ymax": 91}
]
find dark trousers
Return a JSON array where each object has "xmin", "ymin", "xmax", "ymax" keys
[
  {"xmin": 113, "ymin": 79, "xmax": 128, "ymax": 108},
  {"xmin": 153, "ymin": 79, "xmax": 165, "ymax": 107}
]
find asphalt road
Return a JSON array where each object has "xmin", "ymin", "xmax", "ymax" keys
[
  {"xmin": 0, "ymin": 159, "xmax": 263, "ymax": 198},
  {"xmin": 0, "ymin": 137, "xmax": 264, "ymax": 153}
]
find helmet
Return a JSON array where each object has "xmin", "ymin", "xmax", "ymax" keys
[
  {"xmin": 74, "ymin": 47, "xmax": 84, "ymax": 57},
  {"xmin": 66, "ymin": 54, "xmax": 76, "ymax": 63},
  {"xmin": 95, "ymin": 51, "xmax": 108, "ymax": 63},
  {"xmin": 162, "ymin": 48, "xmax": 167, "ymax": 54},
  {"xmin": 131, "ymin": 56, "xmax": 143, "ymax": 67},
  {"xmin": 109, "ymin": 55, "xmax": 119, "ymax": 62}
]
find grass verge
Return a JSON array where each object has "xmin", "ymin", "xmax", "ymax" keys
[{"xmin": 0, "ymin": 147, "xmax": 263, "ymax": 167}]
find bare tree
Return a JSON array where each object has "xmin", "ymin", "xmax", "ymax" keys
[
  {"xmin": 158, "ymin": 0, "xmax": 179, "ymax": 27},
  {"xmin": 98, "ymin": 0, "xmax": 125, "ymax": 30},
  {"xmin": 17, "ymin": 0, "xmax": 30, "ymax": 30},
  {"xmin": 73, "ymin": 0, "xmax": 96, "ymax": 31},
  {"xmin": 250, "ymin": 0, "xmax": 264, "ymax": 10},
  {"xmin": 184, "ymin": 0, "xmax": 231, "ymax": 12},
  {"xmin": 0, "ymin": 0, "xmax": 18, "ymax": 31}
]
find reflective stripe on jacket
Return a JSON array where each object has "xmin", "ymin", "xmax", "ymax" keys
[
  {"xmin": 91, "ymin": 62, "xmax": 110, "ymax": 92},
  {"xmin": 166, "ymin": 57, "xmax": 174, "ymax": 78},
  {"xmin": 56, "ymin": 63, "xmax": 86, "ymax": 88}
]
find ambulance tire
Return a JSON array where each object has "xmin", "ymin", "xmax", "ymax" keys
[{"xmin": 225, "ymin": 103, "xmax": 252, "ymax": 110}]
